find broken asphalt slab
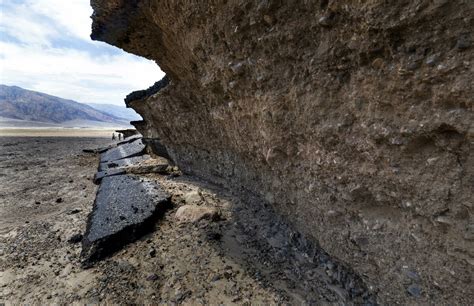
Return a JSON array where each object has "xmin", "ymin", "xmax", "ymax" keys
[
  {"xmin": 83, "ymin": 135, "xmax": 144, "ymax": 156},
  {"xmin": 81, "ymin": 174, "xmax": 171, "ymax": 267},
  {"xmin": 95, "ymin": 155, "xmax": 170, "ymax": 183},
  {"xmin": 93, "ymin": 168, "xmax": 127, "ymax": 184},
  {"xmin": 117, "ymin": 134, "xmax": 142, "ymax": 145},
  {"xmin": 99, "ymin": 155, "xmax": 150, "ymax": 171},
  {"xmin": 100, "ymin": 138, "xmax": 146, "ymax": 163}
]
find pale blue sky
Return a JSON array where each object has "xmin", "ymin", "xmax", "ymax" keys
[{"xmin": 0, "ymin": 0, "xmax": 164, "ymax": 105}]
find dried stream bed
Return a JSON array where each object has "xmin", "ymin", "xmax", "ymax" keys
[{"xmin": 0, "ymin": 137, "xmax": 374, "ymax": 304}]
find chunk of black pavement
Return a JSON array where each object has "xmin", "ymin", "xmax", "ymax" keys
[
  {"xmin": 117, "ymin": 135, "xmax": 142, "ymax": 146},
  {"xmin": 100, "ymin": 139, "xmax": 146, "ymax": 163},
  {"xmin": 93, "ymin": 168, "xmax": 127, "ymax": 184},
  {"xmin": 147, "ymin": 273, "xmax": 159, "ymax": 281},
  {"xmin": 81, "ymin": 175, "xmax": 171, "ymax": 267},
  {"xmin": 98, "ymin": 155, "xmax": 150, "ymax": 172},
  {"xmin": 97, "ymin": 144, "xmax": 117, "ymax": 153}
]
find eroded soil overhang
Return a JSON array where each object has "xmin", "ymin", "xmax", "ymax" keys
[{"xmin": 90, "ymin": 1, "xmax": 474, "ymax": 303}]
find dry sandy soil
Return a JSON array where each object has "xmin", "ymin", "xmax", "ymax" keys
[
  {"xmin": 0, "ymin": 136, "xmax": 373, "ymax": 304},
  {"xmin": 0, "ymin": 128, "xmax": 117, "ymax": 138}
]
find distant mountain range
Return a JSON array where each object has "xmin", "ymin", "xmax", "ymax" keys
[
  {"xmin": 0, "ymin": 85, "xmax": 139, "ymax": 128},
  {"xmin": 86, "ymin": 103, "xmax": 142, "ymax": 121}
]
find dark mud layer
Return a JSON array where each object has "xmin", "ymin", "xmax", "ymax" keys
[{"xmin": 149, "ymin": 173, "xmax": 377, "ymax": 305}]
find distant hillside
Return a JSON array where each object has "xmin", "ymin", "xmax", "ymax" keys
[
  {"xmin": 87, "ymin": 103, "xmax": 142, "ymax": 121},
  {"xmin": 0, "ymin": 85, "xmax": 130, "ymax": 127}
]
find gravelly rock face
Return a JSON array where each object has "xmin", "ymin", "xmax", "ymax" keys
[{"xmin": 90, "ymin": 1, "xmax": 473, "ymax": 303}]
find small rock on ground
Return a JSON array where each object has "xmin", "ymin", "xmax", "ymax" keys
[
  {"xmin": 175, "ymin": 205, "xmax": 220, "ymax": 223},
  {"xmin": 182, "ymin": 190, "xmax": 202, "ymax": 204}
]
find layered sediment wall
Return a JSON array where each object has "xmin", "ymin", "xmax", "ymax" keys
[{"xmin": 90, "ymin": 1, "xmax": 473, "ymax": 303}]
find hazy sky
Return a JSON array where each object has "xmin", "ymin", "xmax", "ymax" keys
[{"xmin": 0, "ymin": 0, "xmax": 164, "ymax": 105}]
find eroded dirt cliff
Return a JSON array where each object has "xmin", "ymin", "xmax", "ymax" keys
[{"xmin": 90, "ymin": 0, "xmax": 473, "ymax": 303}]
